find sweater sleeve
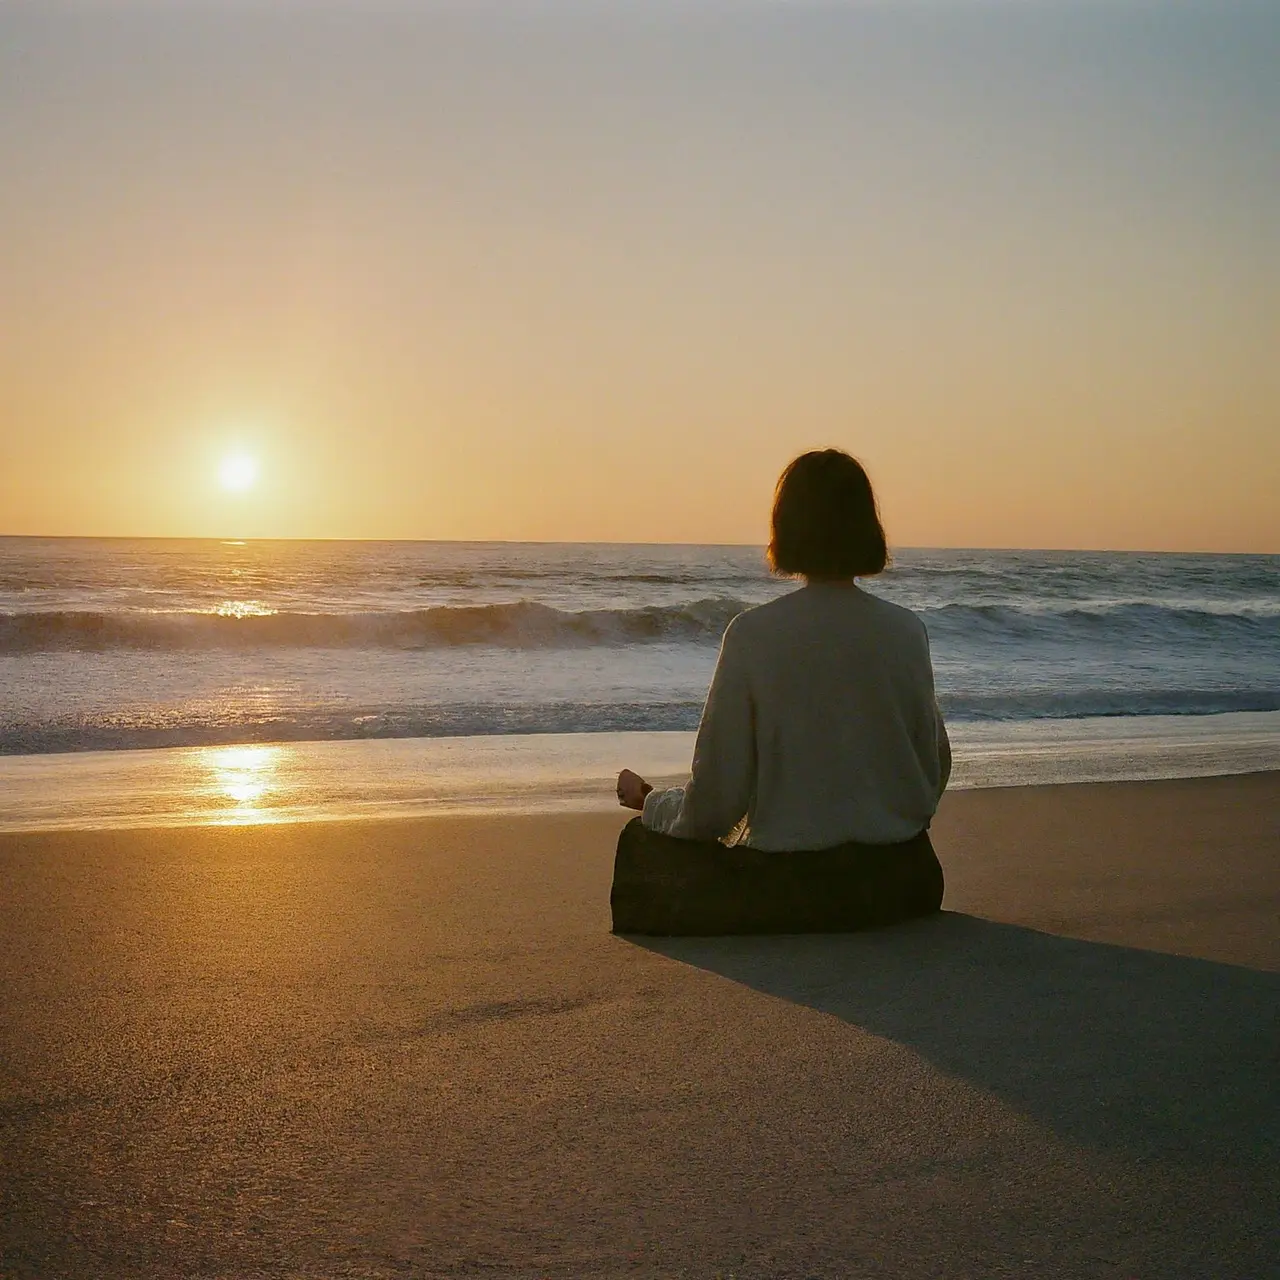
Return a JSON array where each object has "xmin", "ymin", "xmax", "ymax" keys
[
  {"xmin": 916, "ymin": 621, "xmax": 951, "ymax": 800},
  {"xmin": 641, "ymin": 618, "xmax": 755, "ymax": 841},
  {"xmin": 935, "ymin": 698, "xmax": 952, "ymax": 795}
]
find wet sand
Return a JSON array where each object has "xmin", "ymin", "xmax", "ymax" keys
[{"xmin": 2, "ymin": 772, "xmax": 1277, "ymax": 1278}]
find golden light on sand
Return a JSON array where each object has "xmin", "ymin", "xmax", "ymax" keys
[
  {"xmin": 204, "ymin": 745, "xmax": 283, "ymax": 820},
  {"xmin": 218, "ymin": 453, "xmax": 259, "ymax": 493}
]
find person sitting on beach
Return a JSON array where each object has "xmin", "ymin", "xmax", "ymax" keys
[{"xmin": 611, "ymin": 448, "xmax": 951, "ymax": 935}]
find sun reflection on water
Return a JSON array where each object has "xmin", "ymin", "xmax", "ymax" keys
[
  {"xmin": 213, "ymin": 600, "xmax": 275, "ymax": 619},
  {"xmin": 201, "ymin": 745, "xmax": 285, "ymax": 823}
]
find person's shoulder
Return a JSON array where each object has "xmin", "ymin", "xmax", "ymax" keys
[
  {"xmin": 719, "ymin": 592, "xmax": 795, "ymax": 650},
  {"xmin": 861, "ymin": 589, "xmax": 921, "ymax": 625},
  {"xmin": 859, "ymin": 589, "xmax": 932, "ymax": 646},
  {"xmin": 725, "ymin": 589, "xmax": 798, "ymax": 631}
]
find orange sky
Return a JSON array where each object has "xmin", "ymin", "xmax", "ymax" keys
[{"xmin": 1, "ymin": 4, "xmax": 1276, "ymax": 551}]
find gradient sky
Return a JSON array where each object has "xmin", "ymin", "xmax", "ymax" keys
[{"xmin": 2, "ymin": 2, "xmax": 1276, "ymax": 550}]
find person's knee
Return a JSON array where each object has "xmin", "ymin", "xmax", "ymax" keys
[{"xmin": 615, "ymin": 814, "xmax": 646, "ymax": 855}]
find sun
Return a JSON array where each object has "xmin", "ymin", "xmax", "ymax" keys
[{"xmin": 219, "ymin": 453, "xmax": 259, "ymax": 493}]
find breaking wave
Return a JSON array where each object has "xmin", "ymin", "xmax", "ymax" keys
[
  {"xmin": 0, "ymin": 598, "xmax": 748, "ymax": 652},
  {"xmin": 2, "ymin": 596, "xmax": 1278, "ymax": 653},
  {"xmin": 918, "ymin": 601, "xmax": 1280, "ymax": 645}
]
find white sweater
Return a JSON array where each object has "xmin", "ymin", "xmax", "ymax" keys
[{"xmin": 641, "ymin": 582, "xmax": 951, "ymax": 850}]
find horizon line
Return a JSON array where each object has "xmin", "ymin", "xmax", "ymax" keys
[{"xmin": 0, "ymin": 533, "xmax": 1275, "ymax": 557}]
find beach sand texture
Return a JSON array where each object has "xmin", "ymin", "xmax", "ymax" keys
[{"xmin": 2, "ymin": 773, "xmax": 1277, "ymax": 1278}]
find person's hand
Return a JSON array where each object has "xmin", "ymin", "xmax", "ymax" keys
[{"xmin": 616, "ymin": 768, "xmax": 653, "ymax": 811}]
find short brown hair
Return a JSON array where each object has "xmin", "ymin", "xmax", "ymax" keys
[{"xmin": 767, "ymin": 449, "xmax": 888, "ymax": 578}]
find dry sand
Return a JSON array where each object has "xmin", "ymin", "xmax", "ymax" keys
[{"xmin": 2, "ymin": 773, "xmax": 1277, "ymax": 1279}]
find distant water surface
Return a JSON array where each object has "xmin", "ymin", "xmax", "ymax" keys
[{"xmin": 1, "ymin": 538, "xmax": 1276, "ymax": 755}]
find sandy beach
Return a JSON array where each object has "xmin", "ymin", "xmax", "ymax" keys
[{"xmin": 2, "ymin": 772, "xmax": 1277, "ymax": 1279}]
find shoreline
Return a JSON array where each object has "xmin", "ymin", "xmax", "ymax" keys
[
  {"xmin": 1, "ymin": 711, "xmax": 1278, "ymax": 833},
  {"xmin": 1, "ymin": 766, "xmax": 1278, "ymax": 840}
]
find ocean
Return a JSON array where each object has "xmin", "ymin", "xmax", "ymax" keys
[{"xmin": 1, "ymin": 538, "xmax": 1277, "ymax": 828}]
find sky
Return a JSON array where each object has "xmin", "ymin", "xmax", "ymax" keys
[{"xmin": 1, "ymin": 2, "xmax": 1276, "ymax": 551}]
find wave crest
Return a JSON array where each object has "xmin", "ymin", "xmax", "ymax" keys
[
  {"xmin": 0, "ymin": 597, "xmax": 749, "ymax": 653},
  {"xmin": 918, "ymin": 601, "xmax": 1280, "ymax": 644},
  {"xmin": 2, "ymin": 596, "xmax": 1277, "ymax": 654}
]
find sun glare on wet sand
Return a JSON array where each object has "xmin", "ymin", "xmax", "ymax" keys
[{"xmin": 202, "ymin": 745, "xmax": 283, "ymax": 822}]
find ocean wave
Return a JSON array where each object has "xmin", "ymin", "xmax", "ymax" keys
[
  {"xmin": 0, "ymin": 598, "xmax": 751, "ymax": 653},
  {"xmin": 0, "ymin": 702, "xmax": 706, "ymax": 754},
  {"xmin": 917, "ymin": 601, "xmax": 1280, "ymax": 645},
  {"xmin": 3, "ymin": 690, "xmax": 1277, "ymax": 755},
  {"xmin": 2, "ymin": 596, "xmax": 1278, "ymax": 653}
]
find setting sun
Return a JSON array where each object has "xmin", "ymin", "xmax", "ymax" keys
[{"xmin": 219, "ymin": 453, "xmax": 259, "ymax": 493}]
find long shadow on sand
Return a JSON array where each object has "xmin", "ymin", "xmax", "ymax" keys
[{"xmin": 635, "ymin": 913, "xmax": 1279, "ymax": 1164}]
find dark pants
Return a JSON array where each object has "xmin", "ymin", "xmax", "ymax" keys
[{"xmin": 610, "ymin": 817, "xmax": 944, "ymax": 936}]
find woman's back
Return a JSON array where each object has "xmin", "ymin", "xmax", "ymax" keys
[
  {"xmin": 736, "ymin": 582, "xmax": 947, "ymax": 848},
  {"xmin": 642, "ymin": 581, "xmax": 950, "ymax": 851}
]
